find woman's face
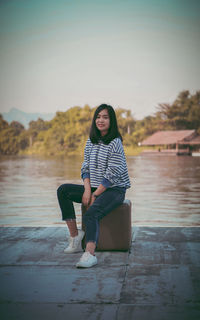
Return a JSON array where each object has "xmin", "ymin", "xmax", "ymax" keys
[{"xmin": 95, "ymin": 109, "xmax": 110, "ymax": 136}]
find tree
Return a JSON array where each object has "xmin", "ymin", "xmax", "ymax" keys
[
  {"xmin": 0, "ymin": 120, "xmax": 28, "ymax": 154},
  {"xmin": 116, "ymin": 109, "xmax": 135, "ymax": 138},
  {"xmin": 0, "ymin": 114, "xmax": 9, "ymax": 131},
  {"xmin": 27, "ymin": 118, "xmax": 50, "ymax": 147},
  {"xmin": 156, "ymin": 90, "xmax": 200, "ymax": 130}
]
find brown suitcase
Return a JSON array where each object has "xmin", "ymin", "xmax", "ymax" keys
[{"xmin": 81, "ymin": 199, "xmax": 132, "ymax": 251}]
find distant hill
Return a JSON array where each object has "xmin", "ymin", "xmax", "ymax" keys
[{"xmin": 1, "ymin": 108, "xmax": 55, "ymax": 128}]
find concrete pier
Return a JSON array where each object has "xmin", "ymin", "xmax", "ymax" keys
[{"xmin": 0, "ymin": 226, "xmax": 200, "ymax": 319}]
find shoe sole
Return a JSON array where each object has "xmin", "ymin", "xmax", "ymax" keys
[
  {"xmin": 64, "ymin": 249, "xmax": 83, "ymax": 253},
  {"xmin": 76, "ymin": 261, "xmax": 97, "ymax": 268}
]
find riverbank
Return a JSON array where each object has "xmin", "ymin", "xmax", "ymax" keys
[
  {"xmin": 0, "ymin": 226, "xmax": 199, "ymax": 320},
  {"xmin": 17, "ymin": 145, "xmax": 157, "ymax": 157}
]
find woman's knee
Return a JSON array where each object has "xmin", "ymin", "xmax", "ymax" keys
[
  {"xmin": 57, "ymin": 184, "xmax": 64, "ymax": 195},
  {"xmin": 83, "ymin": 211, "xmax": 95, "ymax": 224},
  {"xmin": 57, "ymin": 184, "xmax": 69, "ymax": 198}
]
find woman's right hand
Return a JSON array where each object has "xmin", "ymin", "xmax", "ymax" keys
[{"xmin": 82, "ymin": 189, "xmax": 92, "ymax": 208}]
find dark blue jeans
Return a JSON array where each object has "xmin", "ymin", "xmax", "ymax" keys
[{"xmin": 57, "ymin": 184, "xmax": 125, "ymax": 244}]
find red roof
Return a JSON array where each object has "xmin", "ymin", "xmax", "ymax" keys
[
  {"xmin": 181, "ymin": 135, "xmax": 200, "ymax": 145},
  {"xmin": 141, "ymin": 130, "xmax": 196, "ymax": 145}
]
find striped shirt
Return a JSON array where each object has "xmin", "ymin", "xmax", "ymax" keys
[{"xmin": 81, "ymin": 137, "xmax": 131, "ymax": 189}]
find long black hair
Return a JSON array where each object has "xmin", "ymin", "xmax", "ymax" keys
[{"xmin": 89, "ymin": 104, "xmax": 122, "ymax": 144}]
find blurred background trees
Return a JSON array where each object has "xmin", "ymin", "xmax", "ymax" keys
[
  {"xmin": 0, "ymin": 90, "xmax": 199, "ymax": 155},
  {"xmin": 156, "ymin": 90, "xmax": 200, "ymax": 131},
  {"xmin": 0, "ymin": 116, "xmax": 28, "ymax": 154}
]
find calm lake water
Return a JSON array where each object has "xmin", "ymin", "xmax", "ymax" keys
[{"xmin": 0, "ymin": 154, "xmax": 200, "ymax": 227}]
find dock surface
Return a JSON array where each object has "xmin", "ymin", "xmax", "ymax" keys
[{"xmin": 0, "ymin": 226, "xmax": 200, "ymax": 320}]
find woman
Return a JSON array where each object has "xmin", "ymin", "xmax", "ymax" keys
[{"xmin": 57, "ymin": 104, "xmax": 130, "ymax": 268}]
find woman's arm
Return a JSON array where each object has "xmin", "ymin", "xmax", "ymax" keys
[
  {"xmin": 81, "ymin": 139, "xmax": 90, "ymax": 180},
  {"xmin": 90, "ymin": 184, "xmax": 106, "ymax": 206},
  {"xmin": 82, "ymin": 178, "xmax": 92, "ymax": 207},
  {"xmin": 103, "ymin": 139, "xmax": 126, "ymax": 185},
  {"xmin": 81, "ymin": 139, "xmax": 92, "ymax": 207}
]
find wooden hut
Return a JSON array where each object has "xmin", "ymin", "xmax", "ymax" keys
[{"xmin": 140, "ymin": 130, "xmax": 200, "ymax": 155}]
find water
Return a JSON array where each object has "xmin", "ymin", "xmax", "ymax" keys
[{"xmin": 0, "ymin": 154, "xmax": 200, "ymax": 227}]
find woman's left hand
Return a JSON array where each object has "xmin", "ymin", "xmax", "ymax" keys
[
  {"xmin": 89, "ymin": 184, "xmax": 106, "ymax": 206},
  {"xmin": 89, "ymin": 194, "xmax": 96, "ymax": 207}
]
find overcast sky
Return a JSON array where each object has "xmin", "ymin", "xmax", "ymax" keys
[{"xmin": 0, "ymin": 0, "xmax": 199, "ymax": 119}]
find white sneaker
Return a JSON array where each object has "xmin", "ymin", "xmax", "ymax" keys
[
  {"xmin": 64, "ymin": 230, "xmax": 85, "ymax": 253},
  {"xmin": 76, "ymin": 252, "xmax": 97, "ymax": 268}
]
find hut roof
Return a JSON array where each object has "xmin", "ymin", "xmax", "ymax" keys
[
  {"xmin": 141, "ymin": 130, "xmax": 196, "ymax": 146},
  {"xmin": 181, "ymin": 134, "xmax": 200, "ymax": 145}
]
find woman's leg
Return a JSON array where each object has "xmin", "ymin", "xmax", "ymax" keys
[
  {"xmin": 76, "ymin": 188, "xmax": 125, "ymax": 268},
  {"xmin": 66, "ymin": 220, "xmax": 78, "ymax": 237},
  {"xmin": 85, "ymin": 242, "xmax": 96, "ymax": 255},
  {"xmin": 57, "ymin": 183, "xmax": 84, "ymax": 237}
]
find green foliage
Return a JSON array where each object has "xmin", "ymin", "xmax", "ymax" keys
[
  {"xmin": 116, "ymin": 109, "xmax": 135, "ymax": 136},
  {"xmin": 0, "ymin": 118, "xmax": 28, "ymax": 154},
  {"xmin": 37, "ymin": 105, "xmax": 94, "ymax": 155},
  {"xmin": 130, "ymin": 90, "xmax": 200, "ymax": 145},
  {"xmin": 156, "ymin": 90, "xmax": 200, "ymax": 130},
  {"xmin": 0, "ymin": 90, "xmax": 199, "ymax": 155},
  {"xmin": 27, "ymin": 118, "xmax": 51, "ymax": 147},
  {"xmin": 0, "ymin": 115, "xmax": 9, "ymax": 131}
]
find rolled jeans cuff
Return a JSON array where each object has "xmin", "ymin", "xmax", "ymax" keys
[{"xmin": 85, "ymin": 240, "xmax": 96, "ymax": 244}]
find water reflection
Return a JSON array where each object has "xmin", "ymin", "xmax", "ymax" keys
[
  {"xmin": 0, "ymin": 154, "xmax": 200, "ymax": 227},
  {"xmin": 126, "ymin": 155, "xmax": 200, "ymax": 226}
]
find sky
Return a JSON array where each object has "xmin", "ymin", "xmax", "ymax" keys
[{"xmin": 0, "ymin": 0, "xmax": 200, "ymax": 120}]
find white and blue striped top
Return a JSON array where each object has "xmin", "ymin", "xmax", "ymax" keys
[{"xmin": 81, "ymin": 137, "xmax": 131, "ymax": 189}]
